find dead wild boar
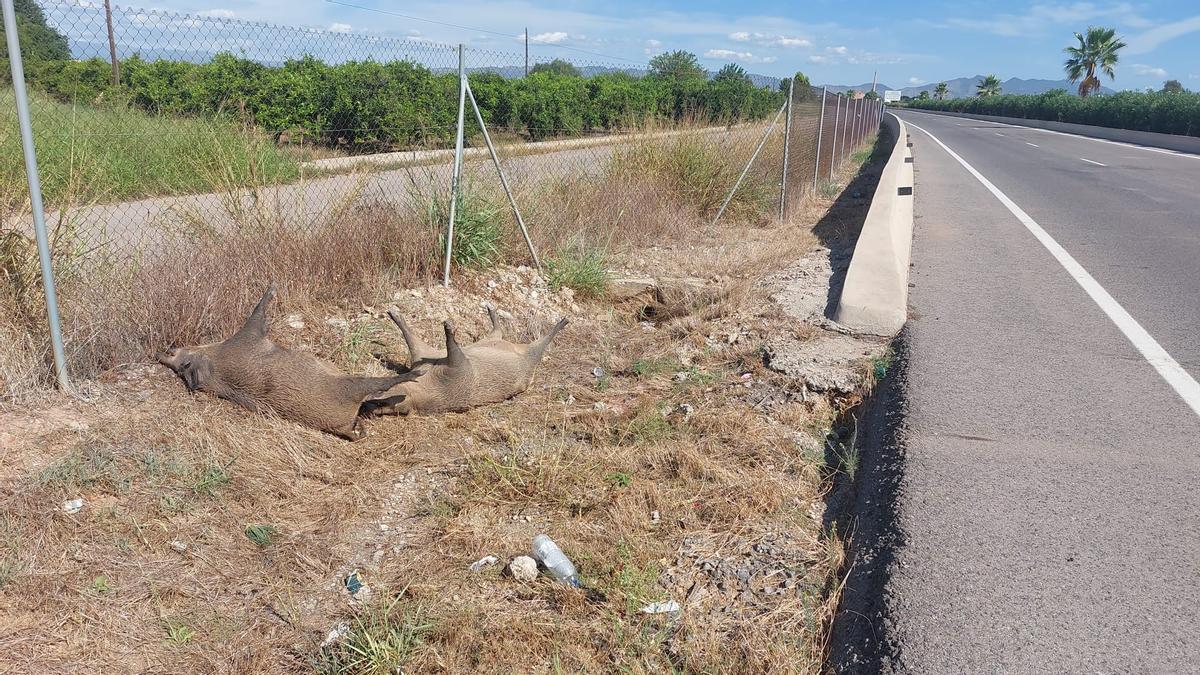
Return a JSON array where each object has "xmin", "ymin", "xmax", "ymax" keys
[
  {"xmin": 368, "ymin": 306, "xmax": 567, "ymax": 415},
  {"xmin": 157, "ymin": 285, "xmax": 419, "ymax": 439}
]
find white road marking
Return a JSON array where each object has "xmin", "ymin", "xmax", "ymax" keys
[
  {"xmin": 1080, "ymin": 157, "xmax": 1107, "ymax": 166},
  {"xmin": 906, "ymin": 119, "xmax": 1200, "ymax": 419},
  {"xmin": 1026, "ymin": 142, "xmax": 1040, "ymax": 147},
  {"xmin": 902, "ymin": 110, "xmax": 1200, "ymax": 160}
]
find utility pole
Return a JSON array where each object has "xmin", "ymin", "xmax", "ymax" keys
[
  {"xmin": 870, "ymin": 70, "xmax": 877, "ymax": 97},
  {"xmin": 524, "ymin": 28, "xmax": 528, "ymax": 77},
  {"xmin": 104, "ymin": 0, "xmax": 119, "ymax": 85}
]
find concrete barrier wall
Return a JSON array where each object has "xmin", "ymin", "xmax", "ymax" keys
[
  {"xmin": 832, "ymin": 113, "xmax": 914, "ymax": 336},
  {"xmin": 903, "ymin": 108, "xmax": 1200, "ymax": 155}
]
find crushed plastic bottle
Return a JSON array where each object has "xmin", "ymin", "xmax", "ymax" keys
[{"xmin": 532, "ymin": 534, "xmax": 580, "ymax": 587}]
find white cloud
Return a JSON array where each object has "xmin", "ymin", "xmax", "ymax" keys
[
  {"xmin": 808, "ymin": 55, "xmax": 831, "ymax": 64},
  {"xmin": 1131, "ymin": 63, "xmax": 1167, "ymax": 78},
  {"xmin": 197, "ymin": 9, "xmax": 235, "ymax": 19},
  {"xmin": 328, "ymin": 22, "xmax": 352, "ymax": 33},
  {"xmin": 704, "ymin": 48, "xmax": 776, "ymax": 64},
  {"xmin": 773, "ymin": 36, "xmax": 811, "ymax": 48},
  {"xmin": 729, "ymin": 31, "xmax": 751, "ymax": 42},
  {"xmin": 908, "ymin": 76, "xmax": 924, "ymax": 85},
  {"xmin": 644, "ymin": 38, "xmax": 663, "ymax": 55},
  {"xmin": 531, "ymin": 31, "xmax": 570, "ymax": 44},
  {"xmin": 1126, "ymin": 16, "xmax": 1200, "ymax": 54},
  {"xmin": 828, "ymin": 45, "xmax": 848, "ymax": 54},
  {"xmin": 944, "ymin": 2, "xmax": 1155, "ymax": 37}
]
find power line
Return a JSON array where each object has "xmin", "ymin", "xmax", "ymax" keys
[{"xmin": 322, "ymin": 0, "xmax": 641, "ymax": 64}]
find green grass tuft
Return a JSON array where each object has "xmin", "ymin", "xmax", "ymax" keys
[
  {"xmin": 244, "ymin": 524, "xmax": 278, "ymax": 548},
  {"xmin": 315, "ymin": 597, "xmax": 433, "ymax": 674},
  {"xmin": 545, "ymin": 246, "xmax": 608, "ymax": 297}
]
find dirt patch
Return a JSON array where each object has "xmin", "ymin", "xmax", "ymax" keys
[{"xmin": 0, "ymin": 151, "xmax": 888, "ymax": 674}]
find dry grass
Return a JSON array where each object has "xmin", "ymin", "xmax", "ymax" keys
[{"xmin": 0, "ymin": 129, "xmax": 885, "ymax": 673}]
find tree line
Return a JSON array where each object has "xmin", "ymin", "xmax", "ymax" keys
[{"xmin": 8, "ymin": 38, "xmax": 786, "ymax": 152}]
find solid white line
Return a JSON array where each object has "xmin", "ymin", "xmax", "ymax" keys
[
  {"xmin": 1080, "ymin": 157, "xmax": 1107, "ymax": 166},
  {"xmin": 1026, "ymin": 142, "xmax": 1040, "ymax": 147},
  {"xmin": 902, "ymin": 109, "xmax": 1200, "ymax": 161},
  {"xmin": 907, "ymin": 120, "xmax": 1200, "ymax": 419}
]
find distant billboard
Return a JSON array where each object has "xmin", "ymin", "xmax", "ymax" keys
[{"xmin": 883, "ymin": 90, "xmax": 902, "ymax": 102}]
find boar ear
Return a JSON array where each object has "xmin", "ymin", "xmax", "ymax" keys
[
  {"xmin": 234, "ymin": 283, "xmax": 276, "ymax": 340},
  {"xmin": 180, "ymin": 354, "xmax": 214, "ymax": 392}
]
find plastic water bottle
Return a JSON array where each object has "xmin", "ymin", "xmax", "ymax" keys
[{"xmin": 532, "ymin": 534, "xmax": 580, "ymax": 587}]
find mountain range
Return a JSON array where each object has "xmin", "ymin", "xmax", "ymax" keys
[{"xmin": 822, "ymin": 75, "xmax": 1115, "ymax": 98}]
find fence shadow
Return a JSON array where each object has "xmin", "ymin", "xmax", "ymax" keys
[{"xmin": 811, "ymin": 125, "xmax": 895, "ymax": 319}]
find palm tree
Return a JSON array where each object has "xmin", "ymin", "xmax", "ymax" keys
[
  {"xmin": 1064, "ymin": 26, "xmax": 1126, "ymax": 97},
  {"xmin": 934, "ymin": 82, "xmax": 949, "ymax": 100},
  {"xmin": 976, "ymin": 74, "xmax": 1002, "ymax": 96}
]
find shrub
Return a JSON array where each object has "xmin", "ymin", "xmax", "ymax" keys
[
  {"xmin": 904, "ymin": 89, "xmax": 1200, "ymax": 137},
  {"xmin": 545, "ymin": 246, "xmax": 608, "ymax": 297}
]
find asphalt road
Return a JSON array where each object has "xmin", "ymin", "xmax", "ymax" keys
[{"xmin": 837, "ymin": 110, "xmax": 1200, "ymax": 672}]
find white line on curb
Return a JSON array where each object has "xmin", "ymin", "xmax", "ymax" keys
[
  {"xmin": 906, "ymin": 120, "xmax": 1200, "ymax": 419},
  {"xmin": 902, "ymin": 110, "xmax": 1200, "ymax": 161},
  {"xmin": 1026, "ymin": 142, "xmax": 1040, "ymax": 147},
  {"xmin": 1080, "ymin": 157, "xmax": 1107, "ymax": 166}
]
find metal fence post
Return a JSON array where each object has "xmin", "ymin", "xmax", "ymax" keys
[
  {"xmin": 442, "ymin": 43, "xmax": 468, "ymax": 287},
  {"xmin": 778, "ymin": 78, "xmax": 794, "ymax": 221},
  {"xmin": 829, "ymin": 94, "xmax": 841, "ymax": 181},
  {"xmin": 713, "ymin": 99, "xmax": 787, "ymax": 226},
  {"xmin": 465, "ymin": 80, "xmax": 540, "ymax": 270},
  {"xmin": 812, "ymin": 87, "xmax": 827, "ymax": 191},
  {"xmin": 3, "ymin": 0, "xmax": 70, "ymax": 390}
]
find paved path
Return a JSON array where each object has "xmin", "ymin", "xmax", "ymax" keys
[{"xmin": 834, "ymin": 110, "xmax": 1200, "ymax": 672}]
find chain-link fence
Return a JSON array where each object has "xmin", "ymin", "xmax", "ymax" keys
[{"xmin": 1, "ymin": 0, "xmax": 884, "ymax": 392}]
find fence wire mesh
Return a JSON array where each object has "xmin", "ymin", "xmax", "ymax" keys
[{"xmin": 1, "ymin": 0, "xmax": 883, "ymax": 389}]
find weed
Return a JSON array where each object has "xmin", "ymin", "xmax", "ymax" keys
[
  {"xmin": 622, "ymin": 407, "xmax": 674, "ymax": 445},
  {"xmin": 192, "ymin": 460, "xmax": 232, "ymax": 497},
  {"xmin": 244, "ymin": 524, "xmax": 278, "ymax": 548},
  {"xmin": 606, "ymin": 471, "xmax": 633, "ymax": 488},
  {"xmin": 870, "ymin": 347, "xmax": 896, "ymax": 381},
  {"xmin": 89, "ymin": 575, "xmax": 113, "ymax": 595},
  {"xmin": 38, "ymin": 446, "xmax": 118, "ymax": 492},
  {"xmin": 545, "ymin": 246, "xmax": 609, "ymax": 297},
  {"xmin": 164, "ymin": 619, "xmax": 195, "ymax": 646},
  {"xmin": 817, "ymin": 179, "xmax": 841, "ymax": 199},
  {"xmin": 417, "ymin": 182, "xmax": 504, "ymax": 269},
  {"xmin": 315, "ymin": 596, "xmax": 433, "ymax": 674},
  {"xmin": 631, "ymin": 356, "xmax": 678, "ymax": 378}
]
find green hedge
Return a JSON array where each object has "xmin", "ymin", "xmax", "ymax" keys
[
  {"xmin": 903, "ymin": 89, "xmax": 1200, "ymax": 137},
  {"xmin": 12, "ymin": 53, "xmax": 784, "ymax": 151}
]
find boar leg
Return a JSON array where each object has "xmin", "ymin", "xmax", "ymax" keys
[
  {"xmin": 387, "ymin": 309, "xmax": 441, "ymax": 363},
  {"xmin": 484, "ymin": 305, "xmax": 504, "ymax": 340},
  {"xmin": 526, "ymin": 317, "xmax": 569, "ymax": 362},
  {"xmin": 443, "ymin": 320, "xmax": 467, "ymax": 367},
  {"xmin": 232, "ymin": 283, "xmax": 276, "ymax": 342}
]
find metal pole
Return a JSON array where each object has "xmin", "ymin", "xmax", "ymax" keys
[
  {"xmin": 103, "ymin": 0, "xmax": 119, "ymax": 85},
  {"xmin": 442, "ymin": 44, "xmax": 468, "ymax": 287},
  {"xmin": 778, "ymin": 78, "xmax": 794, "ymax": 221},
  {"xmin": 466, "ymin": 81, "xmax": 540, "ymax": 270},
  {"xmin": 829, "ymin": 94, "xmax": 841, "ymax": 181},
  {"xmin": 2, "ymin": 0, "xmax": 69, "ymax": 390},
  {"xmin": 713, "ymin": 99, "xmax": 787, "ymax": 226},
  {"xmin": 812, "ymin": 86, "xmax": 826, "ymax": 191},
  {"xmin": 524, "ymin": 28, "xmax": 528, "ymax": 77}
]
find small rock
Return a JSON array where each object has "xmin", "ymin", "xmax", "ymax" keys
[
  {"xmin": 564, "ymin": 394, "xmax": 576, "ymax": 404},
  {"xmin": 672, "ymin": 371, "xmax": 688, "ymax": 382},
  {"xmin": 169, "ymin": 540, "xmax": 188, "ymax": 553},
  {"xmin": 371, "ymin": 549, "xmax": 385, "ymax": 565},
  {"xmin": 560, "ymin": 287, "xmax": 575, "ymax": 301},
  {"xmin": 286, "ymin": 313, "xmax": 305, "ymax": 330},
  {"xmin": 325, "ymin": 317, "xmax": 349, "ymax": 331},
  {"xmin": 498, "ymin": 309, "xmax": 514, "ymax": 320},
  {"xmin": 592, "ymin": 402, "xmax": 608, "ymax": 412},
  {"xmin": 591, "ymin": 366, "xmax": 606, "ymax": 379},
  {"xmin": 379, "ymin": 523, "xmax": 389, "ymax": 532},
  {"xmin": 677, "ymin": 403, "xmax": 694, "ymax": 419},
  {"xmin": 321, "ymin": 622, "xmax": 350, "ymax": 648},
  {"xmin": 62, "ymin": 498, "xmax": 84, "ymax": 514},
  {"xmin": 740, "ymin": 373, "xmax": 752, "ymax": 380},
  {"xmin": 651, "ymin": 510, "xmax": 661, "ymax": 523},
  {"xmin": 487, "ymin": 280, "xmax": 498, "ymax": 288},
  {"xmin": 509, "ymin": 556, "xmax": 538, "ymax": 582},
  {"xmin": 469, "ymin": 555, "xmax": 500, "ymax": 572}
]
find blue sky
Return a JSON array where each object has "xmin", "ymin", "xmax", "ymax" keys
[{"xmin": 129, "ymin": 0, "xmax": 1198, "ymax": 89}]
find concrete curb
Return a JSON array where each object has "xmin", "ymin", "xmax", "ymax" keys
[
  {"xmin": 832, "ymin": 113, "xmax": 913, "ymax": 336},
  {"xmin": 901, "ymin": 108, "xmax": 1200, "ymax": 155}
]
